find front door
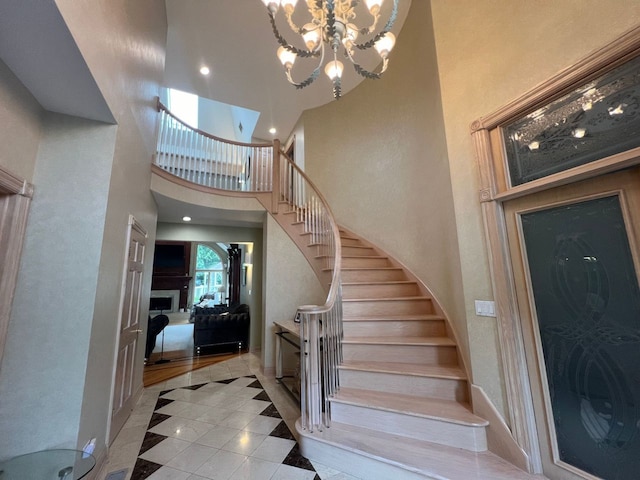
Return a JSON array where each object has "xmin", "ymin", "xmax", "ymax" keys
[
  {"xmin": 110, "ymin": 216, "xmax": 147, "ymax": 442},
  {"xmin": 505, "ymin": 167, "xmax": 640, "ymax": 479}
]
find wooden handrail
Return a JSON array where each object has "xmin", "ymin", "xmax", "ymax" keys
[
  {"xmin": 278, "ymin": 149, "xmax": 343, "ymax": 432},
  {"xmin": 280, "ymin": 149, "xmax": 342, "ymax": 312}
]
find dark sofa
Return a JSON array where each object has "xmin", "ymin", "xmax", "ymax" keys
[{"xmin": 193, "ymin": 303, "xmax": 250, "ymax": 355}]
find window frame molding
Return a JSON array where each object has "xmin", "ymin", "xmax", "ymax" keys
[
  {"xmin": 471, "ymin": 24, "xmax": 640, "ymax": 474},
  {"xmin": 192, "ymin": 242, "xmax": 228, "ymax": 304},
  {"xmin": 0, "ymin": 165, "xmax": 33, "ymax": 368}
]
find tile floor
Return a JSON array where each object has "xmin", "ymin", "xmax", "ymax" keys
[{"xmin": 97, "ymin": 353, "xmax": 361, "ymax": 480}]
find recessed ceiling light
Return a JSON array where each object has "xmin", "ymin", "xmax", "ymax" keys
[
  {"xmin": 269, "ymin": 127, "xmax": 277, "ymax": 135},
  {"xmin": 199, "ymin": 66, "xmax": 210, "ymax": 76},
  {"xmin": 182, "ymin": 216, "xmax": 192, "ymax": 222}
]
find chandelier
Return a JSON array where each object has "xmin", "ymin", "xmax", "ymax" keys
[{"xmin": 261, "ymin": 0, "xmax": 398, "ymax": 99}]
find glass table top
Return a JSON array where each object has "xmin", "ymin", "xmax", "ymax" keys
[{"xmin": 0, "ymin": 449, "xmax": 96, "ymax": 479}]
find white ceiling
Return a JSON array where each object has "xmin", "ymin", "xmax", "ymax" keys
[
  {"xmin": 153, "ymin": 192, "xmax": 266, "ymax": 228},
  {"xmin": 164, "ymin": 0, "xmax": 411, "ymax": 141},
  {"xmin": 0, "ymin": 1, "xmax": 410, "ymax": 229}
]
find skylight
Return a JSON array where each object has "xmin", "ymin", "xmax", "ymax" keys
[{"xmin": 168, "ymin": 88, "xmax": 198, "ymax": 128}]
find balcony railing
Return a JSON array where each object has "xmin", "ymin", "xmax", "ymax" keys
[
  {"xmin": 153, "ymin": 101, "xmax": 342, "ymax": 433},
  {"xmin": 155, "ymin": 101, "xmax": 273, "ymax": 192}
]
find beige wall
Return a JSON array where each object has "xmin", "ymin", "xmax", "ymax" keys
[
  {"xmin": 0, "ymin": 58, "xmax": 42, "ymax": 182},
  {"xmin": 431, "ymin": 0, "xmax": 640, "ymax": 419},
  {"xmin": 262, "ymin": 214, "xmax": 325, "ymax": 373},
  {"xmin": 301, "ymin": 1, "xmax": 467, "ymax": 364}
]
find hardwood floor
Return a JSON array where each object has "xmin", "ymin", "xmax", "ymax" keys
[{"xmin": 143, "ymin": 350, "xmax": 243, "ymax": 386}]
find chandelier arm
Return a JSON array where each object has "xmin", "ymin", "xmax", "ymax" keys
[
  {"xmin": 283, "ymin": 7, "xmax": 305, "ymax": 34},
  {"xmin": 268, "ymin": 11, "xmax": 320, "ymax": 58},
  {"xmin": 285, "ymin": 42, "xmax": 326, "ymax": 89},
  {"xmin": 354, "ymin": 0, "xmax": 398, "ymax": 51},
  {"xmin": 351, "ymin": 57, "xmax": 390, "ymax": 80},
  {"xmin": 326, "ymin": 0, "xmax": 337, "ymax": 40}
]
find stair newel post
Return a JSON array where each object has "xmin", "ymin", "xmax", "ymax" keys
[
  {"xmin": 300, "ymin": 308, "xmax": 323, "ymax": 432},
  {"xmin": 272, "ymin": 139, "xmax": 281, "ymax": 214},
  {"xmin": 307, "ymin": 310, "xmax": 322, "ymax": 431}
]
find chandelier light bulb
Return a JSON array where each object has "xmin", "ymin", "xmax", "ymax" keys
[
  {"xmin": 325, "ymin": 60, "xmax": 344, "ymax": 80},
  {"xmin": 374, "ymin": 32, "xmax": 396, "ymax": 59},
  {"xmin": 281, "ymin": 0, "xmax": 298, "ymax": 13},
  {"xmin": 262, "ymin": 0, "xmax": 280, "ymax": 14},
  {"xmin": 572, "ymin": 128, "xmax": 586, "ymax": 139},
  {"xmin": 343, "ymin": 23, "xmax": 359, "ymax": 45},
  {"xmin": 277, "ymin": 46, "xmax": 297, "ymax": 69},
  {"xmin": 365, "ymin": 0, "xmax": 385, "ymax": 14},
  {"xmin": 301, "ymin": 24, "xmax": 321, "ymax": 50}
]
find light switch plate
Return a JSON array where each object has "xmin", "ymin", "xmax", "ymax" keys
[{"xmin": 475, "ymin": 300, "xmax": 496, "ymax": 317}]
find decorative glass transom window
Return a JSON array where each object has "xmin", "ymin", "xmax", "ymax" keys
[{"xmin": 503, "ymin": 54, "xmax": 640, "ymax": 186}]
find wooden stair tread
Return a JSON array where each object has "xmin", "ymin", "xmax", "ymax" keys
[
  {"xmin": 299, "ymin": 421, "xmax": 540, "ymax": 479},
  {"xmin": 339, "ymin": 232, "xmax": 359, "ymax": 239},
  {"xmin": 342, "ymin": 336, "xmax": 455, "ymax": 346},
  {"xmin": 340, "ymin": 267, "xmax": 402, "ymax": 271},
  {"xmin": 340, "ymin": 280, "xmax": 416, "ymax": 286},
  {"xmin": 340, "ymin": 360, "xmax": 466, "ymax": 379},
  {"xmin": 332, "ymin": 387, "xmax": 487, "ymax": 427},
  {"xmin": 342, "ymin": 296, "xmax": 431, "ymax": 303},
  {"xmin": 342, "ymin": 314, "xmax": 444, "ymax": 322}
]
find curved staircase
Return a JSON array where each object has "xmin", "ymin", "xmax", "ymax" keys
[
  {"xmin": 285, "ymin": 226, "xmax": 540, "ymax": 479},
  {"xmin": 152, "ymin": 105, "xmax": 541, "ymax": 479}
]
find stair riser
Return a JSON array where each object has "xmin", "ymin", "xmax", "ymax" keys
[
  {"xmin": 343, "ymin": 299, "xmax": 434, "ymax": 317},
  {"xmin": 330, "ymin": 403, "xmax": 487, "ymax": 452},
  {"xmin": 342, "ymin": 257, "xmax": 391, "ymax": 268},
  {"xmin": 341, "ymin": 269, "xmax": 406, "ymax": 282},
  {"xmin": 339, "ymin": 369, "xmax": 469, "ymax": 402},
  {"xmin": 340, "ymin": 237, "xmax": 363, "ymax": 247},
  {"xmin": 343, "ymin": 319, "xmax": 446, "ymax": 337},
  {"xmin": 342, "ymin": 246, "xmax": 377, "ymax": 256},
  {"xmin": 342, "ymin": 282, "xmax": 420, "ymax": 299},
  {"xmin": 342, "ymin": 343, "xmax": 458, "ymax": 365}
]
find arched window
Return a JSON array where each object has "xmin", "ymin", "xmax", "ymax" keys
[{"xmin": 193, "ymin": 244, "xmax": 225, "ymax": 304}]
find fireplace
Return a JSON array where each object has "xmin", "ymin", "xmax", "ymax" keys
[{"xmin": 150, "ymin": 289, "xmax": 180, "ymax": 314}]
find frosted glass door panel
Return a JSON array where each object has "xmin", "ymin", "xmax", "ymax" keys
[{"xmin": 521, "ymin": 195, "xmax": 640, "ymax": 479}]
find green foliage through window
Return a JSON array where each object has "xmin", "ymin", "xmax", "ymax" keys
[{"xmin": 193, "ymin": 244, "xmax": 225, "ymax": 304}]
